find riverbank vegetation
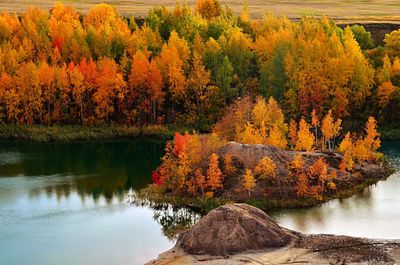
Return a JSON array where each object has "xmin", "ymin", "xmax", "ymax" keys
[
  {"xmin": 0, "ymin": 123, "xmax": 197, "ymax": 142},
  {"xmin": 0, "ymin": 1, "xmax": 400, "ymax": 135}
]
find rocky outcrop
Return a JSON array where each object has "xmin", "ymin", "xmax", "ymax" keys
[
  {"xmin": 218, "ymin": 141, "xmax": 344, "ymax": 174},
  {"xmin": 215, "ymin": 142, "xmax": 388, "ymax": 202},
  {"xmin": 176, "ymin": 204, "xmax": 299, "ymax": 256},
  {"xmin": 148, "ymin": 203, "xmax": 400, "ymax": 265}
]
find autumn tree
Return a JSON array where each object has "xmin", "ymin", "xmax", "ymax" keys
[
  {"xmin": 311, "ymin": 109, "xmax": 319, "ymax": 142},
  {"xmin": 265, "ymin": 97, "xmax": 288, "ymax": 148},
  {"xmin": 127, "ymin": 50, "xmax": 163, "ymax": 124},
  {"xmin": 93, "ymin": 58, "xmax": 126, "ymax": 124},
  {"xmin": 68, "ymin": 63, "xmax": 86, "ymax": 125},
  {"xmin": 223, "ymin": 154, "xmax": 236, "ymax": 175},
  {"xmin": 0, "ymin": 73, "xmax": 16, "ymax": 122},
  {"xmin": 49, "ymin": 2, "xmax": 88, "ymax": 62},
  {"xmin": 242, "ymin": 169, "xmax": 256, "ymax": 197},
  {"xmin": 221, "ymin": 30, "xmax": 255, "ymax": 89},
  {"xmin": 321, "ymin": 110, "xmax": 342, "ymax": 151},
  {"xmin": 296, "ymin": 173, "xmax": 309, "ymax": 198},
  {"xmin": 173, "ymin": 132, "xmax": 191, "ymax": 155},
  {"xmin": 295, "ymin": 118, "xmax": 314, "ymax": 152},
  {"xmin": 363, "ymin": 116, "xmax": 381, "ymax": 159},
  {"xmin": 195, "ymin": 0, "xmax": 221, "ymax": 20},
  {"xmin": 237, "ymin": 122, "xmax": 263, "ymax": 144},
  {"xmin": 14, "ymin": 62, "xmax": 42, "ymax": 124},
  {"xmin": 176, "ymin": 151, "xmax": 191, "ymax": 190},
  {"xmin": 194, "ymin": 168, "xmax": 206, "ymax": 197},
  {"xmin": 288, "ymin": 119, "xmax": 297, "ymax": 149},
  {"xmin": 235, "ymin": 96, "xmax": 287, "ymax": 148},
  {"xmin": 290, "ymin": 153, "xmax": 304, "ymax": 171},
  {"xmin": 288, "ymin": 153, "xmax": 308, "ymax": 197},
  {"xmin": 84, "ymin": 3, "xmax": 130, "ymax": 60},
  {"xmin": 309, "ymin": 158, "xmax": 328, "ymax": 189},
  {"xmin": 339, "ymin": 132, "xmax": 354, "ymax": 171},
  {"xmin": 254, "ymin": 157, "xmax": 277, "ymax": 181},
  {"xmin": 157, "ymin": 31, "xmax": 189, "ymax": 105},
  {"xmin": 38, "ymin": 62, "xmax": 55, "ymax": 124},
  {"xmin": 377, "ymin": 81, "xmax": 397, "ymax": 108},
  {"xmin": 207, "ymin": 153, "xmax": 223, "ymax": 191},
  {"xmin": 186, "ymin": 52, "xmax": 216, "ymax": 124}
]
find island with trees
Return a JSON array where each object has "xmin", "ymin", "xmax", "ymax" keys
[{"xmin": 134, "ymin": 96, "xmax": 390, "ymax": 212}]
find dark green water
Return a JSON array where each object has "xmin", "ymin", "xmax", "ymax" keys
[{"xmin": 0, "ymin": 140, "xmax": 399, "ymax": 265}]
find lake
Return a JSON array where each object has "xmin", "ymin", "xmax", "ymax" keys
[{"xmin": 0, "ymin": 140, "xmax": 399, "ymax": 265}]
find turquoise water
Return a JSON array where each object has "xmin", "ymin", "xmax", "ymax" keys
[
  {"xmin": 0, "ymin": 140, "xmax": 399, "ymax": 265},
  {"xmin": 0, "ymin": 141, "xmax": 172, "ymax": 265}
]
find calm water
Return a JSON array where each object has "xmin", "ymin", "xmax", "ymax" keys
[
  {"xmin": 0, "ymin": 141, "xmax": 399, "ymax": 265},
  {"xmin": 271, "ymin": 141, "xmax": 400, "ymax": 239},
  {"xmin": 0, "ymin": 140, "xmax": 173, "ymax": 265}
]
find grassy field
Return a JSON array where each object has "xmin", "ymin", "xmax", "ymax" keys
[{"xmin": 1, "ymin": 0, "xmax": 400, "ymax": 22}]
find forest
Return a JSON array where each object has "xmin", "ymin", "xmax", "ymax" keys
[{"xmin": 0, "ymin": 0, "xmax": 399, "ymax": 134}]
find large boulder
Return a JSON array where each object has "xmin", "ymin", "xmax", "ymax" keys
[{"xmin": 176, "ymin": 203, "xmax": 299, "ymax": 256}]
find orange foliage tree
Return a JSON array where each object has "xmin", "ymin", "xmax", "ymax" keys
[
  {"xmin": 295, "ymin": 118, "xmax": 314, "ymax": 152},
  {"xmin": 207, "ymin": 153, "xmax": 223, "ymax": 191},
  {"xmin": 254, "ymin": 157, "xmax": 277, "ymax": 181},
  {"xmin": 321, "ymin": 110, "xmax": 342, "ymax": 152},
  {"xmin": 195, "ymin": 0, "xmax": 221, "ymax": 20},
  {"xmin": 92, "ymin": 58, "xmax": 126, "ymax": 124},
  {"xmin": 242, "ymin": 169, "xmax": 256, "ymax": 197},
  {"xmin": 127, "ymin": 50, "xmax": 164, "ymax": 124}
]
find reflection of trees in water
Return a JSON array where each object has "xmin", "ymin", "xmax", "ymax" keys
[
  {"xmin": 130, "ymin": 196, "xmax": 201, "ymax": 240},
  {"xmin": 153, "ymin": 205, "xmax": 201, "ymax": 240},
  {"xmin": 272, "ymin": 186, "xmax": 376, "ymax": 232},
  {"xmin": 0, "ymin": 141, "xmax": 164, "ymax": 204}
]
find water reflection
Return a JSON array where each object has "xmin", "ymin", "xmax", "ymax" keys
[
  {"xmin": 0, "ymin": 140, "xmax": 164, "ymax": 203},
  {"xmin": 271, "ymin": 141, "xmax": 400, "ymax": 239},
  {"xmin": 152, "ymin": 205, "xmax": 201, "ymax": 240},
  {"xmin": 130, "ymin": 194, "xmax": 201, "ymax": 240},
  {"xmin": 0, "ymin": 140, "xmax": 173, "ymax": 265}
]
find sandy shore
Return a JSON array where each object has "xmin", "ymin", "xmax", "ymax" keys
[{"xmin": 148, "ymin": 235, "xmax": 400, "ymax": 265}]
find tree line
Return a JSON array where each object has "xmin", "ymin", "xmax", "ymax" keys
[{"xmin": 0, "ymin": 1, "xmax": 399, "ymax": 129}]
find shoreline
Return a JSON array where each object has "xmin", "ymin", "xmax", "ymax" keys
[
  {"xmin": 0, "ymin": 124, "xmax": 399, "ymax": 142},
  {"xmin": 132, "ymin": 171, "xmax": 391, "ymax": 213},
  {"xmin": 148, "ymin": 237, "xmax": 400, "ymax": 265},
  {"xmin": 147, "ymin": 203, "xmax": 400, "ymax": 265},
  {"xmin": 0, "ymin": 124, "xmax": 183, "ymax": 142}
]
